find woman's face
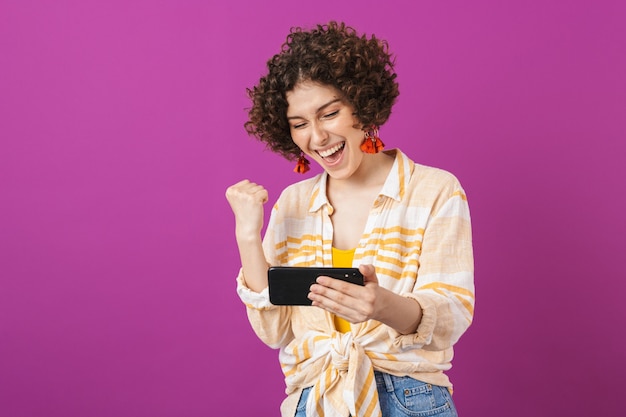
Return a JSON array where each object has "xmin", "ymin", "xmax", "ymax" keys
[{"xmin": 286, "ymin": 82, "xmax": 366, "ymax": 180}]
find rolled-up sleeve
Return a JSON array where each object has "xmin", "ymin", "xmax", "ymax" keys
[
  {"xmin": 234, "ymin": 203, "xmax": 295, "ymax": 349},
  {"xmin": 390, "ymin": 186, "xmax": 474, "ymax": 351}
]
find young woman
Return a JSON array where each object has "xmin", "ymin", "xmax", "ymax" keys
[{"xmin": 226, "ymin": 22, "xmax": 474, "ymax": 417}]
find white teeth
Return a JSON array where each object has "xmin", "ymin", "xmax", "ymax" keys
[{"xmin": 318, "ymin": 142, "xmax": 345, "ymax": 158}]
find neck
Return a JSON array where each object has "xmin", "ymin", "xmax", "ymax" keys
[{"xmin": 328, "ymin": 151, "xmax": 394, "ymax": 191}]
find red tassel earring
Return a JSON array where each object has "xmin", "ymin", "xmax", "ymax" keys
[
  {"xmin": 360, "ymin": 126, "xmax": 385, "ymax": 154},
  {"xmin": 294, "ymin": 154, "xmax": 310, "ymax": 174}
]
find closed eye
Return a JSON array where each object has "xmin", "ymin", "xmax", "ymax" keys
[{"xmin": 322, "ymin": 110, "xmax": 339, "ymax": 119}]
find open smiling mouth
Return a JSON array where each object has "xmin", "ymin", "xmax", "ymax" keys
[{"xmin": 317, "ymin": 142, "xmax": 345, "ymax": 163}]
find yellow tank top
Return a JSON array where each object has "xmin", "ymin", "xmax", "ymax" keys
[{"xmin": 332, "ymin": 247, "xmax": 356, "ymax": 333}]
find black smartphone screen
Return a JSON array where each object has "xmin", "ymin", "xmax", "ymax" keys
[{"xmin": 267, "ymin": 267, "xmax": 364, "ymax": 306}]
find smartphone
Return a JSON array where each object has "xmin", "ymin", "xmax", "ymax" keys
[{"xmin": 268, "ymin": 266, "xmax": 364, "ymax": 306}]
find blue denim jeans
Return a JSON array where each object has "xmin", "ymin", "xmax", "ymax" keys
[{"xmin": 295, "ymin": 371, "xmax": 458, "ymax": 417}]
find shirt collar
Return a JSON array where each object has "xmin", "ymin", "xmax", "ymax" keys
[{"xmin": 308, "ymin": 149, "xmax": 414, "ymax": 213}]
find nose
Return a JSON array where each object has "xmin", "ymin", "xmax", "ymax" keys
[{"xmin": 310, "ymin": 122, "xmax": 329, "ymax": 146}]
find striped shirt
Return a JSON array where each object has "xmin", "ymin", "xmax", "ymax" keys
[{"xmin": 236, "ymin": 149, "xmax": 474, "ymax": 417}]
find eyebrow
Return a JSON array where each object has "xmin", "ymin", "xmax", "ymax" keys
[{"xmin": 287, "ymin": 98, "xmax": 342, "ymax": 120}]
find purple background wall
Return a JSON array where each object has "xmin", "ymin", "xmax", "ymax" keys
[{"xmin": 1, "ymin": 1, "xmax": 624, "ymax": 416}]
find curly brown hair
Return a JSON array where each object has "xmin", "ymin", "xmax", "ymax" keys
[{"xmin": 244, "ymin": 21, "xmax": 399, "ymax": 161}]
